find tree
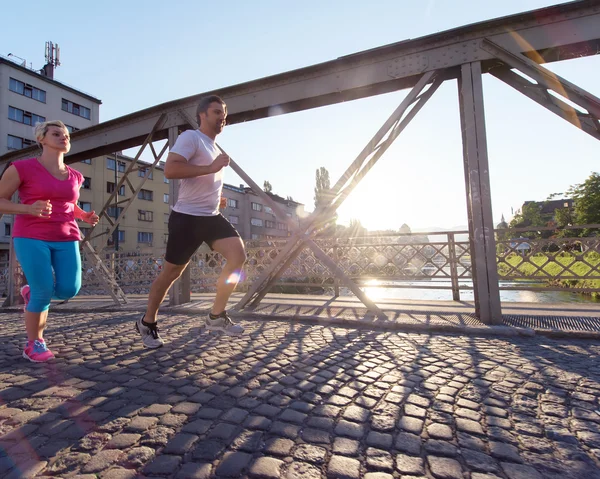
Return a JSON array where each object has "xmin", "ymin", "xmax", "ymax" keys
[
  {"xmin": 347, "ymin": 218, "xmax": 367, "ymax": 237},
  {"xmin": 399, "ymin": 223, "xmax": 411, "ymax": 235},
  {"xmin": 314, "ymin": 167, "xmax": 337, "ymax": 235},
  {"xmin": 568, "ymin": 172, "xmax": 600, "ymax": 231},
  {"xmin": 263, "ymin": 181, "xmax": 272, "ymax": 193},
  {"xmin": 509, "ymin": 202, "xmax": 546, "ymax": 238},
  {"xmin": 314, "ymin": 167, "xmax": 331, "ymax": 209}
]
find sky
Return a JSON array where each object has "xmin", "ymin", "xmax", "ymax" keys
[{"xmin": 2, "ymin": 0, "xmax": 598, "ymax": 232}]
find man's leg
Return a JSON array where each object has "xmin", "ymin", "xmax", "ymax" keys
[
  {"xmin": 145, "ymin": 261, "xmax": 189, "ymax": 323},
  {"xmin": 205, "ymin": 236, "xmax": 246, "ymax": 336},
  {"xmin": 136, "ymin": 261, "xmax": 188, "ymax": 349},
  {"xmin": 210, "ymin": 236, "xmax": 246, "ymax": 314}
]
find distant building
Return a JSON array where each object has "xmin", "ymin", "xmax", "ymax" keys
[
  {"xmin": 496, "ymin": 214, "xmax": 508, "ymax": 230},
  {"xmin": 520, "ymin": 199, "xmax": 574, "ymax": 222},
  {"xmin": 223, "ymin": 187, "xmax": 304, "ymax": 241},
  {"xmin": 0, "ymin": 51, "xmax": 102, "ymax": 260}
]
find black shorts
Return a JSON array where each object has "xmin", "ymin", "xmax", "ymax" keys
[{"xmin": 165, "ymin": 211, "xmax": 240, "ymax": 265}]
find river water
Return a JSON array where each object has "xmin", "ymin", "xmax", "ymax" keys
[{"xmin": 355, "ymin": 280, "xmax": 600, "ymax": 304}]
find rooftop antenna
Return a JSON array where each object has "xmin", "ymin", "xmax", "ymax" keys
[{"xmin": 42, "ymin": 41, "xmax": 60, "ymax": 79}]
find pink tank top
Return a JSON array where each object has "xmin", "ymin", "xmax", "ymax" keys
[{"xmin": 13, "ymin": 158, "xmax": 84, "ymax": 242}]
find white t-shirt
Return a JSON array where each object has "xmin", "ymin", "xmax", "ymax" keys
[{"xmin": 170, "ymin": 129, "xmax": 223, "ymax": 216}]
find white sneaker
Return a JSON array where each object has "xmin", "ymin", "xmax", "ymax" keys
[
  {"xmin": 135, "ymin": 316, "xmax": 164, "ymax": 348},
  {"xmin": 206, "ymin": 312, "xmax": 244, "ymax": 336}
]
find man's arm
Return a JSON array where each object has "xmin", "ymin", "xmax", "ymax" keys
[{"xmin": 163, "ymin": 152, "xmax": 230, "ymax": 180}]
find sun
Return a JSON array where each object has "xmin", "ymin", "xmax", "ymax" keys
[{"xmin": 336, "ymin": 180, "xmax": 392, "ymax": 231}]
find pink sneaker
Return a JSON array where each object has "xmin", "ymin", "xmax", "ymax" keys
[
  {"xmin": 20, "ymin": 285, "xmax": 30, "ymax": 312},
  {"xmin": 23, "ymin": 339, "xmax": 55, "ymax": 363}
]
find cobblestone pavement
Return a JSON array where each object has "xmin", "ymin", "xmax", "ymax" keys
[{"xmin": 1, "ymin": 311, "xmax": 600, "ymax": 479}]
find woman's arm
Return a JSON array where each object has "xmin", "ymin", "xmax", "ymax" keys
[
  {"xmin": 0, "ymin": 165, "xmax": 50, "ymax": 216},
  {"xmin": 74, "ymin": 203, "xmax": 99, "ymax": 225}
]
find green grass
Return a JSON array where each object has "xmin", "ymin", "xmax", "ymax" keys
[{"xmin": 498, "ymin": 251, "xmax": 600, "ymax": 292}]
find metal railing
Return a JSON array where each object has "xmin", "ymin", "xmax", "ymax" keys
[{"xmin": 0, "ymin": 226, "xmax": 598, "ymax": 301}]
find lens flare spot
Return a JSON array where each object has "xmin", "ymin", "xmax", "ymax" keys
[{"xmin": 226, "ymin": 270, "xmax": 244, "ymax": 284}]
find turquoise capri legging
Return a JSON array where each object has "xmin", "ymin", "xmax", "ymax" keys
[{"xmin": 13, "ymin": 238, "xmax": 81, "ymax": 313}]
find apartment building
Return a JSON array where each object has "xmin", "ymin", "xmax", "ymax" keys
[
  {"xmin": 0, "ymin": 54, "xmax": 102, "ymax": 260},
  {"xmin": 0, "ymin": 55, "xmax": 101, "ymax": 152},
  {"xmin": 223, "ymin": 187, "xmax": 304, "ymax": 240}
]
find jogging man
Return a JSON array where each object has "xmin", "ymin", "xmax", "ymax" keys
[{"xmin": 136, "ymin": 95, "xmax": 246, "ymax": 348}]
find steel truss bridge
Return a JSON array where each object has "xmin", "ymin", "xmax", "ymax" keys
[{"xmin": 1, "ymin": 0, "xmax": 599, "ymax": 324}]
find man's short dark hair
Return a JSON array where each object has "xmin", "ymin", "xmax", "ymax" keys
[{"xmin": 196, "ymin": 95, "xmax": 226, "ymax": 126}]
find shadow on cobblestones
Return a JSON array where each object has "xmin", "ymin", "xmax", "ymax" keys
[{"xmin": 0, "ymin": 311, "xmax": 600, "ymax": 478}]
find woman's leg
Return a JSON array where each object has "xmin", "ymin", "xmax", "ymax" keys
[
  {"xmin": 51, "ymin": 241, "xmax": 81, "ymax": 300},
  {"xmin": 13, "ymin": 238, "xmax": 54, "ymax": 341}
]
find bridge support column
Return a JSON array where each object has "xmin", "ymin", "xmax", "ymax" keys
[
  {"xmin": 458, "ymin": 62, "xmax": 502, "ymax": 325},
  {"xmin": 168, "ymin": 126, "xmax": 191, "ymax": 306}
]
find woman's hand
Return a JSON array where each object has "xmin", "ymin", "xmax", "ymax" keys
[
  {"xmin": 29, "ymin": 200, "xmax": 52, "ymax": 218},
  {"xmin": 81, "ymin": 210, "xmax": 99, "ymax": 226}
]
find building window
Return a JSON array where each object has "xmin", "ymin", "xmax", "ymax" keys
[
  {"xmin": 251, "ymin": 218, "xmax": 264, "ymax": 227},
  {"xmin": 164, "ymin": 213, "xmax": 170, "ymax": 224},
  {"xmin": 65, "ymin": 125, "xmax": 80, "ymax": 133},
  {"xmin": 138, "ymin": 210, "xmax": 153, "ymax": 222},
  {"xmin": 82, "ymin": 177, "xmax": 92, "ymax": 189},
  {"xmin": 137, "ymin": 232, "xmax": 153, "ymax": 244},
  {"xmin": 80, "ymin": 226, "xmax": 90, "ymax": 238},
  {"xmin": 106, "ymin": 182, "xmax": 125, "ymax": 195},
  {"xmin": 4, "ymin": 224, "xmax": 11, "ymax": 236},
  {"xmin": 251, "ymin": 234, "xmax": 261, "ymax": 240},
  {"xmin": 107, "ymin": 206, "xmax": 124, "ymax": 218},
  {"xmin": 138, "ymin": 166, "xmax": 153, "ymax": 179},
  {"xmin": 62, "ymin": 99, "xmax": 91, "ymax": 120},
  {"xmin": 227, "ymin": 198, "xmax": 238, "ymax": 208},
  {"xmin": 108, "ymin": 230, "xmax": 125, "ymax": 244},
  {"xmin": 264, "ymin": 206, "xmax": 274, "ymax": 215},
  {"xmin": 265, "ymin": 220, "xmax": 276, "ymax": 229},
  {"xmin": 7, "ymin": 135, "xmax": 35, "ymax": 150},
  {"xmin": 229, "ymin": 215, "xmax": 239, "ymax": 225},
  {"xmin": 251, "ymin": 202, "xmax": 263, "ymax": 211},
  {"xmin": 78, "ymin": 201, "xmax": 92, "ymax": 213},
  {"xmin": 9, "ymin": 78, "xmax": 46, "ymax": 103},
  {"xmin": 163, "ymin": 176, "xmax": 169, "ymax": 184},
  {"xmin": 138, "ymin": 189, "xmax": 153, "ymax": 201},
  {"xmin": 80, "ymin": 159, "xmax": 92, "ymax": 164},
  {"xmin": 8, "ymin": 106, "xmax": 45, "ymax": 126},
  {"xmin": 107, "ymin": 158, "xmax": 126, "ymax": 172},
  {"xmin": 277, "ymin": 222, "xmax": 288, "ymax": 231},
  {"xmin": 163, "ymin": 193, "xmax": 169, "ymax": 203}
]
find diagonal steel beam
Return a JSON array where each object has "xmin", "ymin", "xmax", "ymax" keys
[
  {"xmin": 244, "ymin": 76, "xmax": 445, "ymax": 310},
  {"xmin": 237, "ymin": 71, "xmax": 438, "ymax": 310},
  {"xmin": 489, "ymin": 66, "xmax": 600, "ymax": 141},
  {"xmin": 83, "ymin": 114, "xmax": 168, "ymax": 251},
  {"xmin": 481, "ymin": 38, "xmax": 600, "ymax": 119},
  {"xmin": 326, "ymin": 77, "xmax": 444, "ymax": 217},
  {"xmin": 236, "ymin": 71, "xmax": 442, "ymax": 312}
]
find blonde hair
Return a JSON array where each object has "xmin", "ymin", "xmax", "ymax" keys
[{"xmin": 34, "ymin": 120, "xmax": 68, "ymax": 146}]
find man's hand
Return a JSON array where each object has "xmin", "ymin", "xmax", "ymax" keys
[
  {"xmin": 219, "ymin": 196, "xmax": 227, "ymax": 209},
  {"xmin": 29, "ymin": 200, "xmax": 52, "ymax": 218},
  {"xmin": 81, "ymin": 210, "xmax": 99, "ymax": 226},
  {"xmin": 210, "ymin": 153, "xmax": 230, "ymax": 173}
]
